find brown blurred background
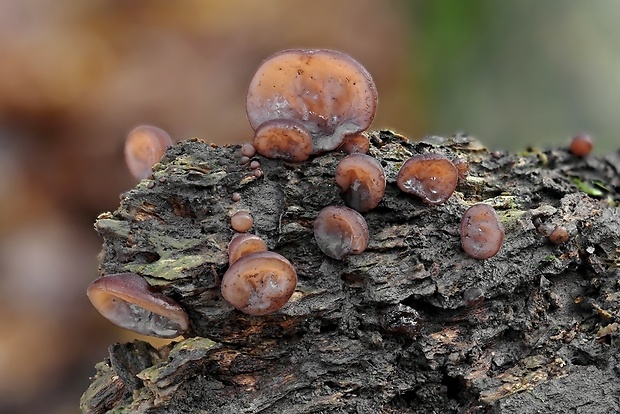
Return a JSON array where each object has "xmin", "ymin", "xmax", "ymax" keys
[{"xmin": 0, "ymin": 1, "xmax": 618, "ymax": 413}]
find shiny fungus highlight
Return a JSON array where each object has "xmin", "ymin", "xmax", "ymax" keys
[
  {"xmin": 460, "ymin": 204, "xmax": 504, "ymax": 259},
  {"xmin": 228, "ymin": 233, "xmax": 268, "ymax": 265},
  {"xmin": 87, "ymin": 273, "xmax": 189, "ymax": 338},
  {"xmin": 246, "ymin": 49, "xmax": 378, "ymax": 154},
  {"xmin": 397, "ymin": 154, "xmax": 458, "ymax": 205},
  {"xmin": 231, "ymin": 211, "xmax": 253, "ymax": 232},
  {"xmin": 314, "ymin": 206, "xmax": 369, "ymax": 260},
  {"xmin": 335, "ymin": 153, "xmax": 386, "ymax": 212},
  {"xmin": 221, "ymin": 251, "xmax": 297, "ymax": 316},
  {"xmin": 124, "ymin": 125, "xmax": 173, "ymax": 180},
  {"xmin": 253, "ymin": 119, "xmax": 313, "ymax": 162}
]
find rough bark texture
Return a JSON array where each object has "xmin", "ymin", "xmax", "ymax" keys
[{"xmin": 81, "ymin": 131, "xmax": 620, "ymax": 413}]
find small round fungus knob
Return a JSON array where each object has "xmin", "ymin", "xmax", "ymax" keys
[
  {"xmin": 548, "ymin": 225, "xmax": 569, "ymax": 245},
  {"xmin": 87, "ymin": 273, "xmax": 189, "ymax": 338},
  {"xmin": 124, "ymin": 125, "xmax": 173, "ymax": 180},
  {"xmin": 569, "ymin": 133, "xmax": 593, "ymax": 157},
  {"xmin": 337, "ymin": 133, "xmax": 370, "ymax": 154},
  {"xmin": 228, "ymin": 233, "xmax": 268, "ymax": 265},
  {"xmin": 397, "ymin": 154, "xmax": 459, "ymax": 205},
  {"xmin": 231, "ymin": 211, "xmax": 254, "ymax": 232},
  {"xmin": 314, "ymin": 206, "xmax": 369, "ymax": 260},
  {"xmin": 335, "ymin": 153, "xmax": 386, "ymax": 212},
  {"xmin": 460, "ymin": 204, "xmax": 505, "ymax": 259},
  {"xmin": 246, "ymin": 49, "xmax": 378, "ymax": 153},
  {"xmin": 221, "ymin": 251, "xmax": 297, "ymax": 316},
  {"xmin": 253, "ymin": 119, "xmax": 313, "ymax": 162},
  {"xmin": 240, "ymin": 143, "xmax": 256, "ymax": 158}
]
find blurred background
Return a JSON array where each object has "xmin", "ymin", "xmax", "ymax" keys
[{"xmin": 0, "ymin": 1, "xmax": 618, "ymax": 412}]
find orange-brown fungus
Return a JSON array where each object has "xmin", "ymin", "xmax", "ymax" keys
[
  {"xmin": 228, "ymin": 233, "xmax": 268, "ymax": 265},
  {"xmin": 337, "ymin": 133, "xmax": 370, "ymax": 154},
  {"xmin": 253, "ymin": 119, "xmax": 313, "ymax": 162},
  {"xmin": 221, "ymin": 251, "xmax": 297, "ymax": 316},
  {"xmin": 231, "ymin": 211, "xmax": 253, "ymax": 232},
  {"xmin": 569, "ymin": 133, "xmax": 593, "ymax": 157},
  {"xmin": 548, "ymin": 225, "xmax": 569, "ymax": 245},
  {"xmin": 396, "ymin": 154, "xmax": 458, "ymax": 205},
  {"xmin": 335, "ymin": 153, "xmax": 386, "ymax": 212},
  {"xmin": 246, "ymin": 49, "xmax": 378, "ymax": 153},
  {"xmin": 460, "ymin": 204, "xmax": 504, "ymax": 259},
  {"xmin": 314, "ymin": 206, "xmax": 369, "ymax": 260},
  {"xmin": 124, "ymin": 125, "xmax": 173, "ymax": 180}
]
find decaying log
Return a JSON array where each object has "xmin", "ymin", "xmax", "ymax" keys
[{"xmin": 81, "ymin": 131, "xmax": 620, "ymax": 413}]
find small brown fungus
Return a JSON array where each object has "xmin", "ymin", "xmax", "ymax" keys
[
  {"xmin": 124, "ymin": 125, "xmax": 173, "ymax": 180},
  {"xmin": 397, "ymin": 154, "xmax": 459, "ymax": 205},
  {"xmin": 335, "ymin": 153, "xmax": 386, "ymax": 212},
  {"xmin": 246, "ymin": 49, "xmax": 378, "ymax": 154},
  {"xmin": 460, "ymin": 203, "xmax": 505, "ymax": 259},
  {"xmin": 548, "ymin": 225, "xmax": 569, "ymax": 245},
  {"xmin": 87, "ymin": 273, "xmax": 189, "ymax": 338},
  {"xmin": 228, "ymin": 233, "xmax": 268, "ymax": 265},
  {"xmin": 314, "ymin": 206, "xmax": 369, "ymax": 260},
  {"xmin": 569, "ymin": 133, "xmax": 593, "ymax": 157},
  {"xmin": 249, "ymin": 160, "xmax": 261, "ymax": 169},
  {"xmin": 252, "ymin": 119, "xmax": 313, "ymax": 162},
  {"xmin": 230, "ymin": 192, "xmax": 241, "ymax": 202},
  {"xmin": 221, "ymin": 251, "xmax": 297, "ymax": 316},
  {"xmin": 231, "ymin": 211, "xmax": 253, "ymax": 232},
  {"xmin": 337, "ymin": 133, "xmax": 370, "ymax": 154},
  {"xmin": 463, "ymin": 287, "xmax": 485, "ymax": 307},
  {"xmin": 240, "ymin": 143, "xmax": 256, "ymax": 157},
  {"xmin": 452, "ymin": 158, "xmax": 470, "ymax": 180}
]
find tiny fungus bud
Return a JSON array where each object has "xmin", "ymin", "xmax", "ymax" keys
[
  {"xmin": 124, "ymin": 125, "xmax": 173, "ymax": 180},
  {"xmin": 337, "ymin": 133, "xmax": 370, "ymax": 154},
  {"xmin": 463, "ymin": 287, "xmax": 485, "ymax": 307},
  {"xmin": 569, "ymin": 133, "xmax": 593, "ymax": 157},
  {"xmin": 228, "ymin": 233, "xmax": 268, "ymax": 265},
  {"xmin": 335, "ymin": 153, "xmax": 386, "ymax": 212},
  {"xmin": 460, "ymin": 204, "xmax": 504, "ymax": 259},
  {"xmin": 314, "ymin": 206, "xmax": 369, "ymax": 260},
  {"xmin": 246, "ymin": 49, "xmax": 378, "ymax": 153},
  {"xmin": 87, "ymin": 273, "xmax": 189, "ymax": 338},
  {"xmin": 231, "ymin": 211, "xmax": 253, "ymax": 232},
  {"xmin": 452, "ymin": 158, "xmax": 470, "ymax": 180},
  {"xmin": 240, "ymin": 143, "xmax": 256, "ymax": 158},
  {"xmin": 250, "ymin": 160, "xmax": 261, "ymax": 169},
  {"xmin": 253, "ymin": 119, "xmax": 313, "ymax": 162},
  {"xmin": 396, "ymin": 154, "xmax": 458, "ymax": 205},
  {"xmin": 231, "ymin": 192, "xmax": 241, "ymax": 202},
  {"xmin": 239, "ymin": 156, "xmax": 250, "ymax": 165},
  {"xmin": 548, "ymin": 225, "xmax": 569, "ymax": 245},
  {"xmin": 221, "ymin": 251, "xmax": 297, "ymax": 315}
]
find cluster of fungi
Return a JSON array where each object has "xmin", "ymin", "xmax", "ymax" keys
[{"xmin": 87, "ymin": 48, "xmax": 594, "ymax": 338}]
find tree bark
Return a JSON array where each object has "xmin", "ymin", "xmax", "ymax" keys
[{"xmin": 80, "ymin": 131, "xmax": 620, "ymax": 414}]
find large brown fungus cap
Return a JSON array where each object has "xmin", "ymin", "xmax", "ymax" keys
[
  {"xmin": 246, "ymin": 49, "xmax": 378, "ymax": 154},
  {"xmin": 396, "ymin": 154, "xmax": 458, "ymax": 205},
  {"xmin": 335, "ymin": 153, "xmax": 386, "ymax": 212}
]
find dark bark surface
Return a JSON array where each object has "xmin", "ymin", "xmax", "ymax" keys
[{"xmin": 81, "ymin": 131, "xmax": 620, "ymax": 413}]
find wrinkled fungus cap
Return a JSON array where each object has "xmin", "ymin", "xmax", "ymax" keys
[
  {"xmin": 87, "ymin": 273, "xmax": 189, "ymax": 338},
  {"xmin": 396, "ymin": 154, "xmax": 458, "ymax": 205},
  {"xmin": 124, "ymin": 125, "xmax": 173, "ymax": 180},
  {"xmin": 253, "ymin": 119, "xmax": 313, "ymax": 162},
  {"xmin": 228, "ymin": 233, "xmax": 268, "ymax": 265},
  {"xmin": 460, "ymin": 204, "xmax": 504, "ymax": 259},
  {"xmin": 246, "ymin": 49, "xmax": 378, "ymax": 153},
  {"xmin": 221, "ymin": 251, "xmax": 297, "ymax": 316},
  {"xmin": 314, "ymin": 206, "xmax": 369, "ymax": 260},
  {"xmin": 335, "ymin": 153, "xmax": 386, "ymax": 212}
]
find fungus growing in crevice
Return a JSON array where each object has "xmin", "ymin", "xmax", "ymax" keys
[
  {"xmin": 314, "ymin": 206, "xmax": 369, "ymax": 260},
  {"xmin": 548, "ymin": 225, "xmax": 569, "ymax": 245},
  {"xmin": 87, "ymin": 273, "xmax": 189, "ymax": 338},
  {"xmin": 231, "ymin": 211, "xmax": 253, "ymax": 232},
  {"xmin": 396, "ymin": 154, "xmax": 459, "ymax": 205},
  {"xmin": 246, "ymin": 49, "xmax": 378, "ymax": 154},
  {"xmin": 337, "ymin": 133, "xmax": 370, "ymax": 154},
  {"xmin": 221, "ymin": 251, "xmax": 297, "ymax": 316},
  {"xmin": 452, "ymin": 158, "xmax": 470, "ymax": 181},
  {"xmin": 228, "ymin": 233, "xmax": 268, "ymax": 265},
  {"xmin": 463, "ymin": 287, "xmax": 485, "ymax": 307},
  {"xmin": 124, "ymin": 125, "xmax": 173, "ymax": 180},
  {"xmin": 335, "ymin": 153, "xmax": 386, "ymax": 212},
  {"xmin": 569, "ymin": 133, "xmax": 593, "ymax": 157},
  {"xmin": 460, "ymin": 203, "xmax": 504, "ymax": 259}
]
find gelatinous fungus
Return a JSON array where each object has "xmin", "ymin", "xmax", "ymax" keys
[
  {"xmin": 87, "ymin": 273, "xmax": 189, "ymax": 338},
  {"xmin": 335, "ymin": 153, "xmax": 386, "ymax": 212},
  {"xmin": 396, "ymin": 154, "xmax": 458, "ymax": 205},
  {"xmin": 453, "ymin": 158, "xmax": 470, "ymax": 180},
  {"xmin": 231, "ymin": 211, "xmax": 253, "ymax": 232},
  {"xmin": 460, "ymin": 203, "xmax": 505, "ymax": 259},
  {"xmin": 246, "ymin": 49, "xmax": 378, "ymax": 154},
  {"xmin": 314, "ymin": 206, "xmax": 369, "ymax": 260},
  {"xmin": 240, "ymin": 143, "xmax": 256, "ymax": 158},
  {"xmin": 228, "ymin": 233, "xmax": 268, "ymax": 265},
  {"xmin": 221, "ymin": 251, "xmax": 297, "ymax": 316},
  {"xmin": 124, "ymin": 125, "xmax": 173, "ymax": 180},
  {"xmin": 337, "ymin": 133, "xmax": 370, "ymax": 154},
  {"xmin": 548, "ymin": 225, "xmax": 569, "ymax": 245},
  {"xmin": 252, "ymin": 119, "xmax": 313, "ymax": 162},
  {"xmin": 569, "ymin": 133, "xmax": 593, "ymax": 157}
]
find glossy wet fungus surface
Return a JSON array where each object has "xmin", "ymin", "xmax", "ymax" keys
[
  {"xmin": 460, "ymin": 203, "xmax": 505, "ymax": 259},
  {"xmin": 227, "ymin": 233, "xmax": 268, "ymax": 265},
  {"xmin": 252, "ymin": 118, "xmax": 313, "ymax": 162},
  {"xmin": 569, "ymin": 133, "xmax": 593, "ymax": 157},
  {"xmin": 396, "ymin": 153, "xmax": 459, "ymax": 205},
  {"xmin": 87, "ymin": 272, "xmax": 189, "ymax": 338},
  {"xmin": 335, "ymin": 153, "xmax": 386, "ymax": 212},
  {"xmin": 548, "ymin": 225, "xmax": 570, "ymax": 245},
  {"xmin": 221, "ymin": 251, "xmax": 297, "ymax": 316},
  {"xmin": 230, "ymin": 211, "xmax": 254, "ymax": 232},
  {"xmin": 313, "ymin": 205, "xmax": 369, "ymax": 260},
  {"xmin": 124, "ymin": 125, "xmax": 173, "ymax": 181},
  {"xmin": 337, "ymin": 132, "xmax": 370, "ymax": 154}
]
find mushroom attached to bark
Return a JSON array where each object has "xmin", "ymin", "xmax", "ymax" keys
[
  {"xmin": 569, "ymin": 133, "xmax": 593, "ymax": 157},
  {"xmin": 221, "ymin": 251, "xmax": 297, "ymax": 316},
  {"xmin": 253, "ymin": 119, "xmax": 313, "ymax": 162},
  {"xmin": 246, "ymin": 49, "xmax": 378, "ymax": 154},
  {"xmin": 335, "ymin": 153, "xmax": 386, "ymax": 212},
  {"xmin": 314, "ymin": 206, "xmax": 369, "ymax": 260},
  {"xmin": 460, "ymin": 203, "xmax": 505, "ymax": 259},
  {"xmin": 87, "ymin": 273, "xmax": 189, "ymax": 338},
  {"xmin": 124, "ymin": 125, "xmax": 173, "ymax": 180},
  {"xmin": 337, "ymin": 133, "xmax": 370, "ymax": 154},
  {"xmin": 228, "ymin": 233, "xmax": 268, "ymax": 265},
  {"xmin": 231, "ymin": 211, "xmax": 254, "ymax": 232},
  {"xmin": 397, "ymin": 154, "xmax": 458, "ymax": 205}
]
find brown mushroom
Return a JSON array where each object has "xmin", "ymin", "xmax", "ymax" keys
[
  {"xmin": 335, "ymin": 153, "xmax": 386, "ymax": 212},
  {"xmin": 252, "ymin": 119, "xmax": 313, "ymax": 162},
  {"xmin": 460, "ymin": 203, "xmax": 504, "ymax": 259},
  {"xmin": 337, "ymin": 133, "xmax": 370, "ymax": 154},
  {"xmin": 246, "ymin": 49, "xmax": 378, "ymax": 154},
  {"xmin": 231, "ymin": 211, "xmax": 253, "ymax": 233},
  {"xmin": 124, "ymin": 125, "xmax": 173, "ymax": 180},
  {"xmin": 228, "ymin": 233, "xmax": 268, "ymax": 265},
  {"xmin": 314, "ymin": 206, "xmax": 369, "ymax": 260},
  {"xmin": 569, "ymin": 133, "xmax": 593, "ymax": 157},
  {"xmin": 396, "ymin": 154, "xmax": 458, "ymax": 205},
  {"xmin": 87, "ymin": 273, "xmax": 189, "ymax": 338},
  {"xmin": 221, "ymin": 251, "xmax": 297, "ymax": 316}
]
